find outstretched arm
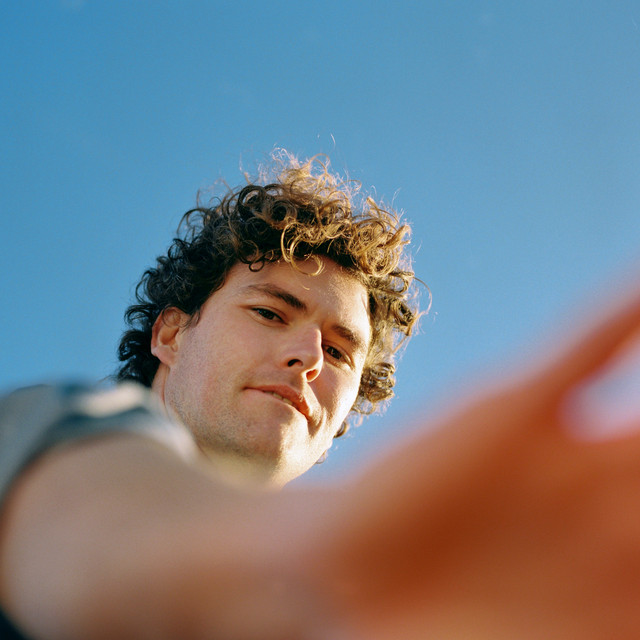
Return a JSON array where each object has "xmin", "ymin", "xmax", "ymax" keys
[
  {"xmin": 4, "ymin": 278, "xmax": 640, "ymax": 639},
  {"xmin": 0, "ymin": 431, "xmax": 347, "ymax": 640}
]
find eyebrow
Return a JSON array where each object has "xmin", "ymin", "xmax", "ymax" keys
[
  {"xmin": 245, "ymin": 283, "xmax": 308, "ymax": 312},
  {"xmin": 243, "ymin": 283, "xmax": 369, "ymax": 356}
]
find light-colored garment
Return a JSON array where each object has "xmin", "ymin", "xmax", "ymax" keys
[{"xmin": 0, "ymin": 382, "xmax": 196, "ymax": 508}]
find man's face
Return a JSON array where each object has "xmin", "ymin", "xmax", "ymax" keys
[{"xmin": 153, "ymin": 258, "xmax": 371, "ymax": 486}]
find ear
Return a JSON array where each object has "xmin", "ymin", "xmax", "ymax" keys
[{"xmin": 151, "ymin": 308, "xmax": 189, "ymax": 367}]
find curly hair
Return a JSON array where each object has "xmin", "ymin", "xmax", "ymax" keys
[{"xmin": 116, "ymin": 152, "xmax": 421, "ymax": 435}]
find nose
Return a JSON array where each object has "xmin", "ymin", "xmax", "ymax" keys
[{"xmin": 281, "ymin": 327, "xmax": 324, "ymax": 382}]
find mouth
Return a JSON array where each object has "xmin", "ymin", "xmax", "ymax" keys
[
  {"xmin": 248, "ymin": 386, "xmax": 311, "ymax": 421},
  {"xmin": 264, "ymin": 390, "xmax": 295, "ymax": 407}
]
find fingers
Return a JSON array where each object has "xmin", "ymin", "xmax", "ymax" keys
[{"xmin": 521, "ymin": 274, "xmax": 640, "ymax": 405}]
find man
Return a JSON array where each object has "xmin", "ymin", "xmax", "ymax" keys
[
  {"xmin": 113, "ymin": 153, "xmax": 417, "ymax": 486},
  {"xmin": 3, "ymin": 153, "xmax": 640, "ymax": 639},
  {"xmin": 0, "ymin": 152, "xmax": 419, "ymax": 638}
]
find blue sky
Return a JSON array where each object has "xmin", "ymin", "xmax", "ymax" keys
[{"xmin": 3, "ymin": 1, "xmax": 640, "ymax": 483}]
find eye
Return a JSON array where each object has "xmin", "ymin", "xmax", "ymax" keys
[
  {"xmin": 324, "ymin": 344, "xmax": 345, "ymax": 362},
  {"xmin": 253, "ymin": 307, "xmax": 283, "ymax": 322}
]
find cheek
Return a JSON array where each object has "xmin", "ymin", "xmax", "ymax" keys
[
  {"xmin": 172, "ymin": 333, "xmax": 225, "ymax": 399},
  {"xmin": 325, "ymin": 371, "xmax": 361, "ymax": 421}
]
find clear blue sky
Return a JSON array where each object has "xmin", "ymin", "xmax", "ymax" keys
[{"xmin": 3, "ymin": 1, "xmax": 640, "ymax": 483}]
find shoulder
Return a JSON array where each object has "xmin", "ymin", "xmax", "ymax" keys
[{"xmin": 0, "ymin": 381, "xmax": 196, "ymax": 510}]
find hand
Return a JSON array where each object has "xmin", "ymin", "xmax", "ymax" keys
[{"xmin": 313, "ymin": 279, "xmax": 640, "ymax": 639}]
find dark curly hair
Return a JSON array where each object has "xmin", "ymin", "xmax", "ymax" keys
[{"xmin": 116, "ymin": 152, "xmax": 421, "ymax": 435}]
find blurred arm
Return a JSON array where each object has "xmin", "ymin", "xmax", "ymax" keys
[
  {"xmin": 5, "ymin": 278, "xmax": 640, "ymax": 640},
  {"xmin": 0, "ymin": 433, "xmax": 339, "ymax": 640}
]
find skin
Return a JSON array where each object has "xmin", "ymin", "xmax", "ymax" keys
[{"xmin": 150, "ymin": 258, "xmax": 371, "ymax": 487}]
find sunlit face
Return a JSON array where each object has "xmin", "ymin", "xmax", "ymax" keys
[{"xmin": 151, "ymin": 258, "xmax": 371, "ymax": 486}]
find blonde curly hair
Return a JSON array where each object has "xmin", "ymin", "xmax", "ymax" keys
[{"xmin": 117, "ymin": 152, "xmax": 421, "ymax": 434}]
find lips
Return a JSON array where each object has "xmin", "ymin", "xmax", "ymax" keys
[
  {"xmin": 264, "ymin": 390, "xmax": 294, "ymax": 407},
  {"xmin": 248, "ymin": 385, "xmax": 311, "ymax": 421}
]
